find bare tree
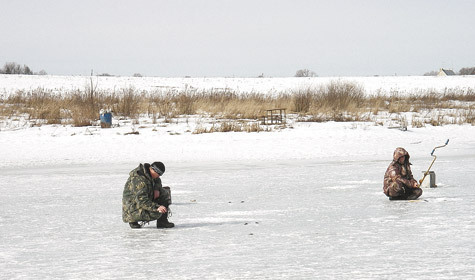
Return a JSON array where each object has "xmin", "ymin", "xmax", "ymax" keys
[
  {"xmin": 459, "ymin": 67, "xmax": 475, "ymax": 75},
  {"xmin": 295, "ymin": 69, "xmax": 317, "ymax": 77},
  {"xmin": 23, "ymin": 65, "xmax": 33, "ymax": 75},
  {"xmin": 423, "ymin": 70, "xmax": 438, "ymax": 76},
  {"xmin": 1, "ymin": 62, "xmax": 35, "ymax": 75},
  {"xmin": 2, "ymin": 62, "xmax": 21, "ymax": 74}
]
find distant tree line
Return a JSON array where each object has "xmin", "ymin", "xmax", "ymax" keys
[
  {"xmin": 295, "ymin": 69, "xmax": 317, "ymax": 77},
  {"xmin": 0, "ymin": 62, "xmax": 47, "ymax": 75},
  {"xmin": 459, "ymin": 67, "xmax": 475, "ymax": 75},
  {"xmin": 424, "ymin": 66, "xmax": 475, "ymax": 76}
]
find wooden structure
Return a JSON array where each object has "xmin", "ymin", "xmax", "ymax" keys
[{"xmin": 263, "ymin": 108, "xmax": 286, "ymax": 125}]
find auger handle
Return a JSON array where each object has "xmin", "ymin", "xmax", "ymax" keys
[
  {"xmin": 431, "ymin": 139, "xmax": 449, "ymax": 156},
  {"xmin": 421, "ymin": 139, "xmax": 449, "ymax": 185}
]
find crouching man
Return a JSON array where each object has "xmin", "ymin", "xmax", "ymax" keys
[
  {"xmin": 122, "ymin": 161, "xmax": 174, "ymax": 228},
  {"xmin": 383, "ymin": 147, "xmax": 423, "ymax": 200}
]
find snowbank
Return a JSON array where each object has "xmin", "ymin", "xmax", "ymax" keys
[{"xmin": 1, "ymin": 121, "xmax": 472, "ymax": 169}]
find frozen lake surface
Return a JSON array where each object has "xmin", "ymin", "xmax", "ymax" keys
[{"xmin": 1, "ymin": 157, "xmax": 474, "ymax": 279}]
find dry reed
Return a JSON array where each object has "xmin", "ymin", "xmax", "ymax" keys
[{"xmin": 1, "ymin": 81, "xmax": 474, "ymax": 128}]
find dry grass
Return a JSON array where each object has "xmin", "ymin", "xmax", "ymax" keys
[
  {"xmin": 1, "ymin": 81, "xmax": 474, "ymax": 129},
  {"xmin": 461, "ymin": 109, "xmax": 475, "ymax": 125},
  {"xmin": 193, "ymin": 121, "xmax": 269, "ymax": 134},
  {"xmin": 292, "ymin": 88, "xmax": 313, "ymax": 113},
  {"xmin": 411, "ymin": 117, "xmax": 425, "ymax": 128}
]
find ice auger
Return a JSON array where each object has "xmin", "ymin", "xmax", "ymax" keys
[{"xmin": 419, "ymin": 139, "xmax": 449, "ymax": 185}]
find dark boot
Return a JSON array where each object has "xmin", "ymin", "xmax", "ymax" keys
[
  {"xmin": 156, "ymin": 213, "xmax": 174, "ymax": 228},
  {"xmin": 407, "ymin": 188, "xmax": 423, "ymax": 200},
  {"xmin": 129, "ymin": 222, "xmax": 142, "ymax": 229}
]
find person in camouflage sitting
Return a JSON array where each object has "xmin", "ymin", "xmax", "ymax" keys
[
  {"xmin": 383, "ymin": 147, "xmax": 422, "ymax": 200},
  {"xmin": 122, "ymin": 161, "xmax": 174, "ymax": 228}
]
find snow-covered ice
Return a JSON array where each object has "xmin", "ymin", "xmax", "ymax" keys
[
  {"xmin": 1, "ymin": 121, "xmax": 474, "ymax": 279},
  {"xmin": 1, "ymin": 157, "xmax": 474, "ymax": 279}
]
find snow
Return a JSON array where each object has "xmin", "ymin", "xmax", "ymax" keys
[
  {"xmin": 1, "ymin": 153, "xmax": 474, "ymax": 279},
  {"xmin": 1, "ymin": 75, "xmax": 475, "ymax": 279},
  {"xmin": 2, "ymin": 74, "xmax": 475, "ymax": 97},
  {"xmin": 1, "ymin": 121, "xmax": 473, "ymax": 169}
]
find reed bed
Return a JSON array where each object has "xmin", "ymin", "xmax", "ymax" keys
[{"xmin": 1, "ymin": 81, "xmax": 474, "ymax": 127}]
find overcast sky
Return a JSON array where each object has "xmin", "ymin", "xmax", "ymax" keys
[{"xmin": 1, "ymin": 0, "xmax": 474, "ymax": 77}]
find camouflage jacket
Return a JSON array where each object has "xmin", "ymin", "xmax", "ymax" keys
[
  {"xmin": 383, "ymin": 147, "xmax": 417, "ymax": 196},
  {"xmin": 122, "ymin": 163, "xmax": 162, "ymax": 223}
]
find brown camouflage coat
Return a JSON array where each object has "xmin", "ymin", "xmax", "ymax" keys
[{"xmin": 383, "ymin": 147, "xmax": 418, "ymax": 196}]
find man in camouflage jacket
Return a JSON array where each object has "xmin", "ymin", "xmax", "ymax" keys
[
  {"xmin": 122, "ymin": 162, "xmax": 174, "ymax": 228},
  {"xmin": 383, "ymin": 147, "xmax": 422, "ymax": 200}
]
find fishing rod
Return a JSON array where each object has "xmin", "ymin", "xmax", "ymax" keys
[{"xmin": 419, "ymin": 139, "xmax": 449, "ymax": 185}]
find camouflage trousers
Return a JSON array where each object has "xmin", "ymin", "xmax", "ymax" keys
[
  {"xmin": 387, "ymin": 182, "xmax": 423, "ymax": 200},
  {"xmin": 158, "ymin": 186, "xmax": 172, "ymax": 207},
  {"xmin": 124, "ymin": 187, "xmax": 172, "ymax": 223}
]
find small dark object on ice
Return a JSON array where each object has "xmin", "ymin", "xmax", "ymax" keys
[{"xmin": 125, "ymin": 131, "xmax": 140, "ymax": 135}]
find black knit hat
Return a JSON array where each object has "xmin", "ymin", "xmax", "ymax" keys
[{"xmin": 151, "ymin": 161, "xmax": 165, "ymax": 176}]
